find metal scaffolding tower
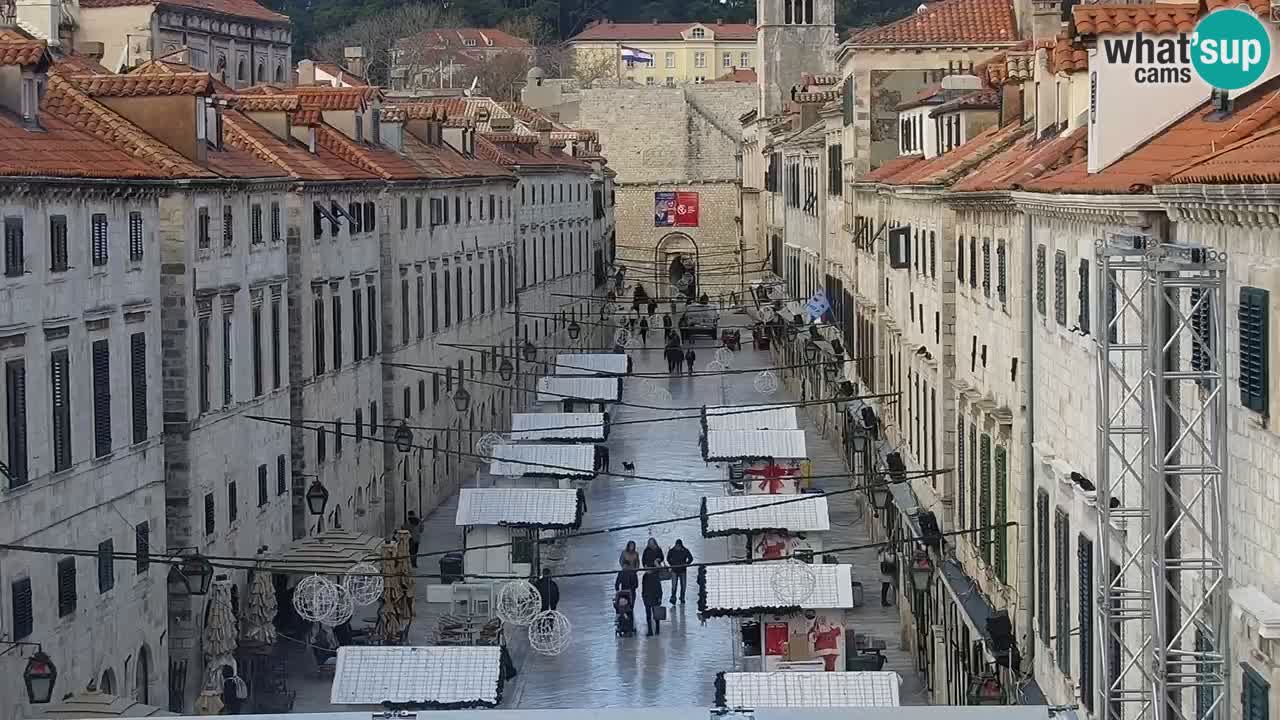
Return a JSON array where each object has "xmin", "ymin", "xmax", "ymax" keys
[{"xmin": 1095, "ymin": 234, "xmax": 1229, "ymax": 720}]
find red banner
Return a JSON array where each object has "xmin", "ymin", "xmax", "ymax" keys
[{"xmin": 673, "ymin": 191, "xmax": 699, "ymax": 227}]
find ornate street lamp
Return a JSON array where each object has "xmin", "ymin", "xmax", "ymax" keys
[
  {"xmin": 305, "ymin": 479, "xmax": 330, "ymax": 517},
  {"xmin": 870, "ymin": 483, "xmax": 892, "ymax": 512},
  {"xmin": 834, "ymin": 381, "xmax": 857, "ymax": 412},
  {"xmin": 393, "ymin": 421, "xmax": 414, "ymax": 453},
  {"xmin": 803, "ymin": 341, "xmax": 819, "ymax": 364},
  {"xmin": 499, "ymin": 357, "xmax": 514, "ymax": 381},
  {"xmin": 167, "ymin": 553, "xmax": 214, "ymax": 596},
  {"xmin": 823, "ymin": 361, "xmax": 840, "ymax": 381},
  {"xmin": 24, "ymin": 651, "xmax": 57, "ymax": 704},
  {"xmin": 452, "ymin": 385, "xmax": 471, "ymax": 413},
  {"xmin": 568, "ymin": 321, "xmax": 581, "ymax": 340},
  {"xmin": 521, "ymin": 340, "xmax": 537, "ymax": 361},
  {"xmin": 909, "ymin": 548, "xmax": 935, "ymax": 590}
]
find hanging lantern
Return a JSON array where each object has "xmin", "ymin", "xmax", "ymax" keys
[
  {"xmin": 909, "ymin": 549, "xmax": 935, "ymax": 590},
  {"xmin": 567, "ymin": 321, "xmax": 581, "ymax": 340},
  {"xmin": 803, "ymin": 342, "xmax": 819, "ymax": 364},
  {"xmin": 306, "ymin": 479, "xmax": 330, "ymax": 517},
  {"xmin": 966, "ymin": 675, "xmax": 1004, "ymax": 705},
  {"xmin": 522, "ymin": 340, "xmax": 537, "ymax": 361},
  {"xmin": 499, "ymin": 357, "xmax": 514, "ymax": 381},
  {"xmin": 167, "ymin": 553, "xmax": 214, "ymax": 596},
  {"xmin": 393, "ymin": 421, "xmax": 414, "ymax": 453},
  {"xmin": 823, "ymin": 361, "xmax": 840, "ymax": 380},
  {"xmin": 23, "ymin": 651, "xmax": 57, "ymax": 704},
  {"xmin": 870, "ymin": 483, "xmax": 892, "ymax": 511},
  {"xmin": 453, "ymin": 385, "xmax": 472, "ymax": 413}
]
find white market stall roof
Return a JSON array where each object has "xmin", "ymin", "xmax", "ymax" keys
[
  {"xmin": 701, "ymin": 494, "xmax": 830, "ymax": 536},
  {"xmin": 554, "ymin": 353, "xmax": 630, "ymax": 376},
  {"xmin": 35, "ymin": 690, "xmax": 174, "ymax": 718},
  {"xmin": 329, "ymin": 646, "xmax": 502, "ymax": 708},
  {"xmin": 698, "ymin": 563, "xmax": 855, "ymax": 617},
  {"xmin": 717, "ymin": 671, "xmax": 902, "ymax": 708},
  {"xmin": 266, "ymin": 529, "xmax": 384, "ymax": 575},
  {"xmin": 703, "ymin": 405, "xmax": 799, "ymax": 431},
  {"xmin": 489, "ymin": 443, "xmax": 596, "ymax": 478},
  {"xmin": 455, "ymin": 487, "xmax": 585, "ymax": 529},
  {"xmin": 702, "ymin": 429, "xmax": 808, "ymax": 461},
  {"xmin": 536, "ymin": 376, "xmax": 622, "ymax": 403},
  {"xmin": 510, "ymin": 413, "xmax": 606, "ymax": 442}
]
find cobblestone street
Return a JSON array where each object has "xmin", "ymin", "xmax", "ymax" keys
[{"xmin": 287, "ymin": 313, "xmax": 926, "ymax": 711}]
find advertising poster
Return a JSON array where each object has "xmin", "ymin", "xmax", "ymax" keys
[{"xmin": 654, "ymin": 191, "xmax": 700, "ymax": 227}]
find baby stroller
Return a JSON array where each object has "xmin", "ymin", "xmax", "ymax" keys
[{"xmin": 614, "ymin": 592, "xmax": 636, "ymax": 637}]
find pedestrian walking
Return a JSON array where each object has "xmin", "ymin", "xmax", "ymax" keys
[
  {"xmin": 405, "ymin": 512, "xmax": 422, "ymax": 568},
  {"xmin": 615, "ymin": 566, "xmax": 639, "ymax": 609},
  {"xmin": 662, "ymin": 314, "xmax": 673, "ymax": 333},
  {"xmin": 878, "ymin": 546, "xmax": 898, "ymax": 607},
  {"xmin": 667, "ymin": 539, "xmax": 693, "ymax": 604},
  {"xmin": 221, "ymin": 665, "xmax": 246, "ymax": 715},
  {"xmin": 684, "ymin": 348, "xmax": 696, "ymax": 375},
  {"xmin": 665, "ymin": 347, "xmax": 679, "ymax": 374},
  {"xmin": 595, "ymin": 444, "xmax": 611, "ymax": 473},
  {"xmin": 619, "ymin": 540, "xmax": 640, "ymax": 569},
  {"xmin": 641, "ymin": 561, "xmax": 664, "ymax": 636},
  {"xmin": 642, "ymin": 537, "xmax": 665, "ymax": 567},
  {"xmin": 647, "ymin": 299, "xmax": 658, "ymax": 317},
  {"xmin": 535, "ymin": 567, "xmax": 560, "ymax": 611},
  {"xmin": 639, "ymin": 317, "xmax": 649, "ymax": 345}
]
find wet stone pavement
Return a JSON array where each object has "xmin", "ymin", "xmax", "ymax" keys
[{"xmin": 287, "ymin": 312, "xmax": 927, "ymax": 711}]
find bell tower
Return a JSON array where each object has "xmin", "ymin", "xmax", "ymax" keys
[{"xmin": 756, "ymin": 0, "xmax": 837, "ymax": 117}]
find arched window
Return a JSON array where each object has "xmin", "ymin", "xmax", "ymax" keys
[
  {"xmin": 135, "ymin": 645, "xmax": 151, "ymax": 703},
  {"xmin": 274, "ymin": 63, "xmax": 285, "ymax": 83},
  {"xmin": 100, "ymin": 668, "xmax": 117, "ymax": 695},
  {"xmin": 215, "ymin": 56, "xmax": 227, "ymax": 81},
  {"xmin": 237, "ymin": 58, "xmax": 247, "ymax": 83},
  {"xmin": 256, "ymin": 63, "xmax": 264, "ymax": 82},
  {"xmin": 804, "ymin": 0, "xmax": 814, "ymax": 22}
]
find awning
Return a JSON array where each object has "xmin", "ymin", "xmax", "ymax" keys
[
  {"xmin": 510, "ymin": 413, "xmax": 606, "ymax": 442},
  {"xmin": 888, "ymin": 482, "xmax": 923, "ymax": 535},
  {"xmin": 266, "ymin": 529, "xmax": 384, "ymax": 576},
  {"xmin": 938, "ymin": 558, "xmax": 998, "ymax": 649},
  {"xmin": 703, "ymin": 405, "xmax": 799, "ymax": 431},
  {"xmin": 455, "ymin": 487, "xmax": 585, "ymax": 529},
  {"xmin": 330, "ymin": 646, "xmax": 502, "ymax": 708},
  {"xmin": 702, "ymin": 429, "xmax": 808, "ymax": 461},
  {"xmin": 554, "ymin": 353, "xmax": 629, "ymax": 376},
  {"xmin": 701, "ymin": 494, "xmax": 830, "ymax": 536},
  {"xmin": 697, "ymin": 563, "xmax": 855, "ymax": 617},
  {"xmin": 34, "ymin": 691, "xmax": 174, "ymax": 718},
  {"xmin": 536, "ymin": 376, "xmax": 622, "ymax": 403},
  {"xmin": 489, "ymin": 443, "xmax": 596, "ymax": 478},
  {"xmin": 716, "ymin": 671, "xmax": 901, "ymax": 708}
]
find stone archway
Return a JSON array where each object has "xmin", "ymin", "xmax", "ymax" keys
[
  {"xmin": 653, "ymin": 232, "xmax": 699, "ymax": 302},
  {"xmin": 135, "ymin": 644, "xmax": 151, "ymax": 704}
]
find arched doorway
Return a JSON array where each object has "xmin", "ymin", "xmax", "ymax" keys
[
  {"xmin": 654, "ymin": 232, "xmax": 699, "ymax": 302},
  {"xmin": 135, "ymin": 645, "xmax": 151, "ymax": 703},
  {"xmin": 100, "ymin": 668, "xmax": 116, "ymax": 695}
]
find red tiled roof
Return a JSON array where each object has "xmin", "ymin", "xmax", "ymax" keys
[
  {"xmin": 69, "ymin": 72, "xmax": 213, "ymax": 97},
  {"xmin": 860, "ymin": 154, "xmax": 926, "ymax": 183},
  {"xmin": 1169, "ymin": 124, "xmax": 1280, "ymax": 183},
  {"xmin": 396, "ymin": 27, "xmax": 533, "ymax": 50},
  {"xmin": 50, "ymin": 53, "xmax": 112, "ymax": 76},
  {"xmin": 930, "ymin": 89, "xmax": 1000, "ymax": 116},
  {"xmin": 1072, "ymin": 4, "xmax": 1197, "ymax": 36},
  {"xmin": 1047, "ymin": 37, "xmax": 1088, "ymax": 73},
  {"xmin": 952, "ymin": 126, "xmax": 1087, "ymax": 192},
  {"xmin": 128, "ymin": 57, "xmax": 235, "ymax": 92},
  {"xmin": 314, "ymin": 124, "xmax": 422, "ymax": 180},
  {"xmin": 0, "ymin": 28, "xmax": 49, "ymax": 67},
  {"xmin": 570, "ymin": 20, "xmax": 756, "ymax": 42},
  {"xmin": 1206, "ymin": 0, "xmax": 1269, "ymax": 13},
  {"xmin": 207, "ymin": 143, "xmax": 289, "ymax": 179},
  {"xmin": 1026, "ymin": 76, "xmax": 1280, "ymax": 193},
  {"xmin": 499, "ymin": 102, "xmax": 557, "ymax": 130},
  {"xmin": 0, "ymin": 109, "xmax": 166, "ymax": 179},
  {"xmin": 78, "ymin": 0, "xmax": 288, "ymax": 23},
  {"xmin": 476, "ymin": 133, "xmax": 592, "ymax": 170},
  {"xmin": 232, "ymin": 94, "xmax": 301, "ymax": 112},
  {"xmin": 891, "ymin": 121, "xmax": 1028, "ymax": 185},
  {"xmin": 400, "ymin": 130, "xmax": 513, "ymax": 181},
  {"xmin": 291, "ymin": 85, "xmax": 380, "ymax": 111},
  {"xmin": 222, "ymin": 110, "xmax": 376, "ymax": 182},
  {"xmin": 848, "ymin": 0, "xmax": 1019, "ymax": 47},
  {"xmin": 716, "ymin": 67, "xmax": 757, "ymax": 83}
]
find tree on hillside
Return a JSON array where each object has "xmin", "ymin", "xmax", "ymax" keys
[
  {"xmin": 476, "ymin": 51, "xmax": 534, "ymax": 101},
  {"xmin": 568, "ymin": 47, "xmax": 618, "ymax": 87},
  {"xmin": 310, "ymin": 3, "xmax": 462, "ymax": 86}
]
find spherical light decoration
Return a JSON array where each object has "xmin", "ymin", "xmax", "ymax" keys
[
  {"xmin": 527, "ymin": 609, "xmax": 572, "ymax": 656},
  {"xmin": 613, "ymin": 327, "xmax": 631, "ymax": 347},
  {"xmin": 321, "ymin": 584, "xmax": 355, "ymax": 627},
  {"xmin": 293, "ymin": 574, "xmax": 341, "ymax": 623},
  {"xmin": 476, "ymin": 432, "xmax": 505, "ymax": 458},
  {"xmin": 754, "ymin": 370, "xmax": 779, "ymax": 396},
  {"xmin": 715, "ymin": 346, "xmax": 734, "ymax": 367},
  {"xmin": 705, "ymin": 360, "xmax": 725, "ymax": 373},
  {"xmin": 496, "ymin": 581, "xmax": 544, "ymax": 626},
  {"xmin": 342, "ymin": 562, "xmax": 384, "ymax": 606},
  {"xmin": 769, "ymin": 558, "xmax": 817, "ymax": 605}
]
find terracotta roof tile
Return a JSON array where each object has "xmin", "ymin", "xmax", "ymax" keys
[
  {"xmin": 70, "ymin": 72, "xmax": 213, "ymax": 97},
  {"xmin": 890, "ymin": 121, "xmax": 1029, "ymax": 185},
  {"xmin": 952, "ymin": 127, "xmax": 1087, "ymax": 191},
  {"xmin": 221, "ymin": 111, "xmax": 376, "ymax": 182},
  {"xmin": 51, "ymin": 53, "xmax": 112, "ymax": 76},
  {"xmin": 207, "ymin": 143, "xmax": 289, "ymax": 179},
  {"xmin": 314, "ymin": 124, "xmax": 422, "ymax": 180},
  {"xmin": 476, "ymin": 133, "xmax": 592, "ymax": 170},
  {"xmin": 290, "ymin": 109, "xmax": 323, "ymax": 126},
  {"xmin": 930, "ymin": 88, "xmax": 1001, "ymax": 116},
  {"xmin": 1170, "ymin": 125, "xmax": 1280, "ymax": 183},
  {"xmin": 0, "ymin": 28, "xmax": 49, "ymax": 67},
  {"xmin": 1206, "ymin": 0, "xmax": 1269, "ymax": 13},
  {"xmin": 128, "ymin": 58, "xmax": 236, "ymax": 92},
  {"xmin": 400, "ymin": 130, "xmax": 512, "ymax": 181},
  {"xmin": 232, "ymin": 94, "xmax": 301, "ymax": 112},
  {"xmin": 859, "ymin": 154, "xmax": 927, "ymax": 183},
  {"xmin": 78, "ymin": 0, "xmax": 288, "ymax": 23},
  {"xmin": 291, "ymin": 85, "xmax": 380, "ymax": 111},
  {"xmin": 0, "ymin": 109, "xmax": 164, "ymax": 179},
  {"xmin": 716, "ymin": 67, "xmax": 758, "ymax": 83},
  {"xmin": 849, "ymin": 0, "xmax": 1019, "ymax": 47},
  {"xmin": 570, "ymin": 20, "xmax": 756, "ymax": 42},
  {"xmin": 1072, "ymin": 3, "xmax": 1198, "ymax": 36},
  {"xmin": 1026, "ymin": 76, "xmax": 1280, "ymax": 193},
  {"xmin": 1048, "ymin": 36, "xmax": 1088, "ymax": 73}
]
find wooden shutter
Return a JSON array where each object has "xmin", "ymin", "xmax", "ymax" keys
[
  {"xmin": 5, "ymin": 216, "xmax": 24, "ymax": 276},
  {"xmin": 271, "ymin": 293, "xmax": 281, "ymax": 389},
  {"xmin": 353, "ymin": 288, "xmax": 363, "ymax": 360},
  {"xmin": 198, "ymin": 316, "xmax": 211, "ymax": 412},
  {"xmin": 313, "ymin": 297, "xmax": 325, "ymax": 376},
  {"xmin": 1078, "ymin": 534, "xmax": 1094, "ymax": 711},
  {"xmin": 257, "ymin": 464, "xmax": 268, "ymax": 507},
  {"xmin": 135, "ymin": 521, "xmax": 150, "ymax": 573},
  {"xmin": 1242, "ymin": 663, "xmax": 1270, "ymax": 720},
  {"xmin": 980, "ymin": 433, "xmax": 992, "ymax": 565},
  {"xmin": 277, "ymin": 454, "xmax": 286, "ymax": 496},
  {"xmin": 91, "ymin": 214, "xmax": 108, "ymax": 266},
  {"xmin": 130, "ymin": 332, "xmax": 147, "ymax": 444},
  {"xmin": 204, "ymin": 492, "xmax": 215, "ymax": 535},
  {"xmin": 332, "ymin": 292, "xmax": 342, "ymax": 369},
  {"xmin": 1037, "ymin": 491, "xmax": 1051, "ymax": 642},
  {"xmin": 982, "ymin": 239, "xmax": 991, "ymax": 297},
  {"xmin": 5, "ymin": 359, "xmax": 27, "ymax": 486},
  {"xmin": 11, "ymin": 577, "xmax": 32, "ymax": 639},
  {"xmin": 367, "ymin": 285, "xmax": 377, "ymax": 354},
  {"xmin": 129, "ymin": 211, "xmax": 144, "ymax": 261},
  {"xmin": 222, "ymin": 205, "xmax": 233, "ymax": 246},
  {"xmin": 97, "ymin": 539, "xmax": 114, "ymax": 593},
  {"xmin": 271, "ymin": 202, "xmax": 281, "ymax": 242},
  {"xmin": 1055, "ymin": 251, "xmax": 1068, "ymax": 326},
  {"xmin": 92, "ymin": 339, "xmax": 111, "ymax": 457},
  {"xmin": 400, "ymin": 197, "xmax": 408, "ymax": 230},
  {"xmin": 996, "ymin": 240, "xmax": 1007, "ymax": 304},
  {"xmin": 994, "ymin": 445, "xmax": 1008, "ymax": 583},
  {"xmin": 57, "ymin": 556, "xmax": 76, "ymax": 616},
  {"xmin": 364, "ymin": 201, "xmax": 375, "ymax": 232},
  {"xmin": 1054, "ymin": 508, "xmax": 1071, "ymax": 672},
  {"xmin": 1079, "ymin": 259, "xmax": 1091, "ymax": 334},
  {"xmin": 252, "ymin": 306, "xmax": 262, "ymax": 397},
  {"xmin": 251, "ymin": 204, "xmax": 262, "ymax": 244},
  {"xmin": 49, "ymin": 214, "xmax": 68, "ymax": 271},
  {"xmin": 1191, "ymin": 287, "xmax": 1213, "ymax": 373},
  {"xmin": 1239, "ymin": 287, "xmax": 1269, "ymax": 413},
  {"xmin": 221, "ymin": 310, "xmax": 232, "ymax": 405},
  {"xmin": 50, "ymin": 348, "xmax": 71, "ymax": 471},
  {"xmin": 401, "ymin": 278, "xmax": 410, "ymax": 345},
  {"xmin": 227, "ymin": 481, "xmax": 237, "ymax": 523},
  {"xmin": 416, "ymin": 275, "xmax": 425, "ymax": 339},
  {"xmin": 956, "ymin": 414, "xmax": 965, "ymax": 527}
]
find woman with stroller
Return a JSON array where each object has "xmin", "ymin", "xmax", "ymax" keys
[
  {"xmin": 641, "ymin": 560, "xmax": 665, "ymax": 636},
  {"xmin": 613, "ymin": 591, "xmax": 636, "ymax": 637}
]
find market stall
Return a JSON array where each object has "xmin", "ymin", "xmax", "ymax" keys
[
  {"xmin": 553, "ymin": 353, "xmax": 630, "ymax": 376},
  {"xmin": 701, "ymin": 429, "xmax": 809, "ymax": 495},
  {"xmin": 510, "ymin": 413, "xmax": 608, "ymax": 442},
  {"xmin": 328, "ymin": 646, "xmax": 503, "ymax": 709},
  {"xmin": 702, "ymin": 405, "xmax": 799, "ymax": 432},
  {"xmin": 488, "ymin": 443, "xmax": 597, "ymax": 489},
  {"xmin": 700, "ymin": 494, "xmax": 830, "ymax": 560},
  {"xmin": 713, "ymin": 670, "xmax": 902, "ymax": 708},
  {"xmin": 452, "ymin": 487, "xmax": 586, "ymax": 580},
  {"xmin": 535, "ymin": 376, "xmax": 622, "ymax": 412}
]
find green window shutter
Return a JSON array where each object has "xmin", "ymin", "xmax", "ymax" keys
[
  {"xmin": 956, "ymin": 415, "xmax": 966, "ymax": 528},
  {"xmin": 980, "ymin": 433, "xmax": 992, "ymax": 565},
  {"xmin": 1242, "ymin": 663, "xmax": 1270, "ymax": 720},
  {"xmin": 1037, "ymin": 490, "xmax": 1050, "ymax": 643},
  {"xmin": 1239, "ymin": 287, "xmax": 1269, "ymax": 413},
  {"xmin": 994, "ymin": 445, "xmax": 1008, "ymax": 583},
  {"xmin": 1078, "ymin": 535, "xmax": 1094, "ymax": 712}
]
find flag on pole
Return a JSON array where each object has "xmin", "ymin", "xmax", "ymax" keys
[{"xmin": 620, "ymin": 46, "xmax": 654, "ymax": 64}]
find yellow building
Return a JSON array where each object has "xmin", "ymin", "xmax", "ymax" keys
[{"xmin": 568, "ymin": 19, "xmax": 757, "ymax": 86}]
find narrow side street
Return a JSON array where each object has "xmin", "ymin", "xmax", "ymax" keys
[{"xmin": 287, "ymin": 311, "xmax": 925, "ymax": 711}]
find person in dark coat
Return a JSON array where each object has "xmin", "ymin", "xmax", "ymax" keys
[
  {"xmin": 595, "ymin": 444, "xmax": 611, "ymax": 473},
  {"xmin": 642, "ymin": 537, "xmax": 665, "ymax": 567},
  {"xmin": 615, "ymin": 566, "xmax": 639, "ymax": 608},
  {"xmin": 641, "ymin": 561, "xmax": 664, "ymax": 636},
  {"xmin": 647, "ymin": 299, "xmax": 658, "ymax": 317},
  {"xmin": 639, "ymin": 317, "xmax": 649, "ymax": 345},
  {"xmin": 662, "ymin": 314, "xmax": 673, "ymax": 332},
  {"xmin": 535, "ymin": 567, "xmax": 560, "ymax": 611},
  {"xmin": 685, "ymin": 348, "xmax": 696, "ymax": 375},
  {"xmin": 666, "ymin": 539, "xmax": 693, "ymax": 604},
  {"xmin": 405, "ymin": 512, "xmax": 422, "ymax": 568},
  {"xmin": 221, "ymin": 665, "xmax": 243, "ymax": 715},
  {"xmin": 665, "ymin": 347, "xmax": 679, "ymax": 374}
]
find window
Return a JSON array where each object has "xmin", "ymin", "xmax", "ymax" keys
[
  {"xmin": 1190, "ymin": 287, "xmax": 1213, "ymax": 373},
  {"xmin": 204, "ymin": 492, "xmax": 215, "ymax": 535},
  {"xmin": 49, "ymin": 215, "xmax": 67, "ymax": 271},
  {"xmin": 1054, "ymin": 250, "xmax": 1068, "ymax": 326},
  {"xmin": 666, "ymin": 76, "xmax": 675, "ymax": 87},
  {"xmin": 442, "ymin": 265, "xmax": 451, "ymax": 328},
  {"xmin": 1054, "ymin": 507, "xmax": 1071, "ymax": 672},
  {"xmin": 1239, "ymin": 286, "xmax": 1269, "ymax": 413},
  {"xmin": 979, "ymin": 433, "xmax": 992, "ymax": 564},
  {"xmin": 969, "ymin": 235, "xmax": 977, "ymax": 289},
  {"xmin": 929, "ymin": 231, "xmax": 936, "ymax": 279},
  {"xmin": 455, "ymin": 265, "xmax": 463, "ymax": 323},
  {"xmin": 91, "ymin": 213, "xmax": 108, "ymax": 266},
  {"xmin": 97, "ymin": 539, "xmax": 114, "ymax": 593},
  {"xmin": 4, "ymin": 217, "xmax": 23, "ymax": 277},
  {"xmin": 996, "ymin": 240, "xmax": 1007, "ymax": 305},
  {"xmin": 982, "ymin": 238, "xmax": 991, "ymax": 297},
  {"xmin": 1078, "ymin": 534, "xmax": 1094, "ymax": 712},
  {"xmin": 129, "ymin": 333, "xmax": 147, "ymax": 444},
  {"xmin": 50, "ymin": 348, "xmax": 71, "ymax": 471},
  {"xmin": 400, "ymin": 197, "xmax": 409, "ymax": 230},
  {"xmin": 312, "ymin": 295, "xmax": 326, "ymax": 376},
  {"xmin": 355, "ymin": 408, "xmax": 363, "ymax": 443},
  {"xmin": 994, "ymin": 444, "xmax": 1008, "ymax": 582},
  {"xmin": 276, "ymin": 454, "xmax": 287, "ymax": 495},
  {"xmin": 367, "ymin": 285, "xmax": 377, "ymax": 354},
  {"xmin": 135, "ymin": 521, "xmax": 150, "ymax": 573},
  {"xmin": 225, "ymin": 481, "xmax": 237, "ymax": 523},
  {"xmin": 4, "ymin": 359, "xmax": 27, "ymax": 487},
  {"xmin": 694, "ymin": 52, "xmax": 706, "ymax": 68},
  {"xmin": 691, "ymin": 27, "xmax": 705, "ymax": 38},
  {"xmin": 271, "ymin": 202, "xmax": 281, "ymax": 242},
  {"xmin": 11, "ymin": 577, "xmax": 32, "ymax": 639},
  {"xmin": 722, "ymin": 52, "xmax": 732, "ymax": 67},
  {"xmin": 418, "ymin": 379, "xmax": 426, "ymax": 411},
  {"xmin": 645, "ymin": 76, "xmax": 655, "ymax": 85},
  {"xmin": 124, "ymin": 211, "xmax": 145, "ymax": 262},
  {"xmin": 415, "ymin": 275, "xmax": 425, "ymax": 339},
  {"xmin": 271, "ymin": 291, "xmax": 281, "ymax": 389},
  {"xmin": 401, "ymin": 278, "xmax": 410, "ymax": 345},
  {"xmin": 198, "ymin": 313, "xmax": 211, "ymax": 411},
  {"xmin": 1035, "ymin": 245, "xmax": 1046, "ymax": 316},
  {"xmin": 257, "ymin": 463, "xmax": 268, "ymax": 507},
  {"xmin": 665, "ymin": 52, "xmax": 675, "ymax": 68},
  {"xmin": 956, "ymin": 415, "xmax": 965, "ymax": 527},
  {"xmin": 1243, "ymin": 664, "xmax": 1270, "ymax": 720},
  {"xmin": 222, "ymin": 205, "xmax": 233, "ymax": 247},
  {"xmin": 198, "ymin": 207, "xmax": 211, "ymax": 249},
  {"xmin": 957, "ymin": 236, "xmax": 966, "ymax": 285},
  {"xmin": 370, "ymin": 402, "xmax": 377, "ymax": 437},
  {"xmin": 364, "ymin": 201, "xmax": 375, "ymax": 232},
  {"xmin": 1078, "ymin": 259, "xmax": 1091, "ymax": 334},
  {"xmin": 221, "ymin": 306, "xmax": 233, "ymax": 406},
  {"xmin": 740, "ymin": 52, "xmax": 749, "ymax": 67},
  {"xmin": 57, "ymin": 557, "xmax": 76, "ymax": 616},
  {"xmin": 353, "ymin": 288, "xmax": 364, "ymax": 361},
  {"xmin": 334, "ymin": 419, "xmax": 342, "ymax": 457}
]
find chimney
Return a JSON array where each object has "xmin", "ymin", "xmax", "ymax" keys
[
  {"xmin": 78, "ymin": 41, "xmax": 105, "ymax": 61},
  {"xmin": 343, "ymin": 46, "xmax": 366, "ymax": 79},
  {"xmin": 14, "ymin": 0, "xmax": 60, "ymax": 46},
  {"xmin": 297, "ymin": 58, "xmax": 316, "ymax": 86}
]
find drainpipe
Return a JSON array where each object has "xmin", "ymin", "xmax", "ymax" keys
[{"xmin": 1017, "ymin": 209, "xmax": 1036, "ymax": 670}]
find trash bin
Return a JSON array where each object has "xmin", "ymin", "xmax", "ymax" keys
[
  {"xmin": 850, "ymin": 580, "xmax": 865, "ymax": 608},
  {"xmin": 439, "ymin": 552, "xmax": 464, "ymax": 584}
]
